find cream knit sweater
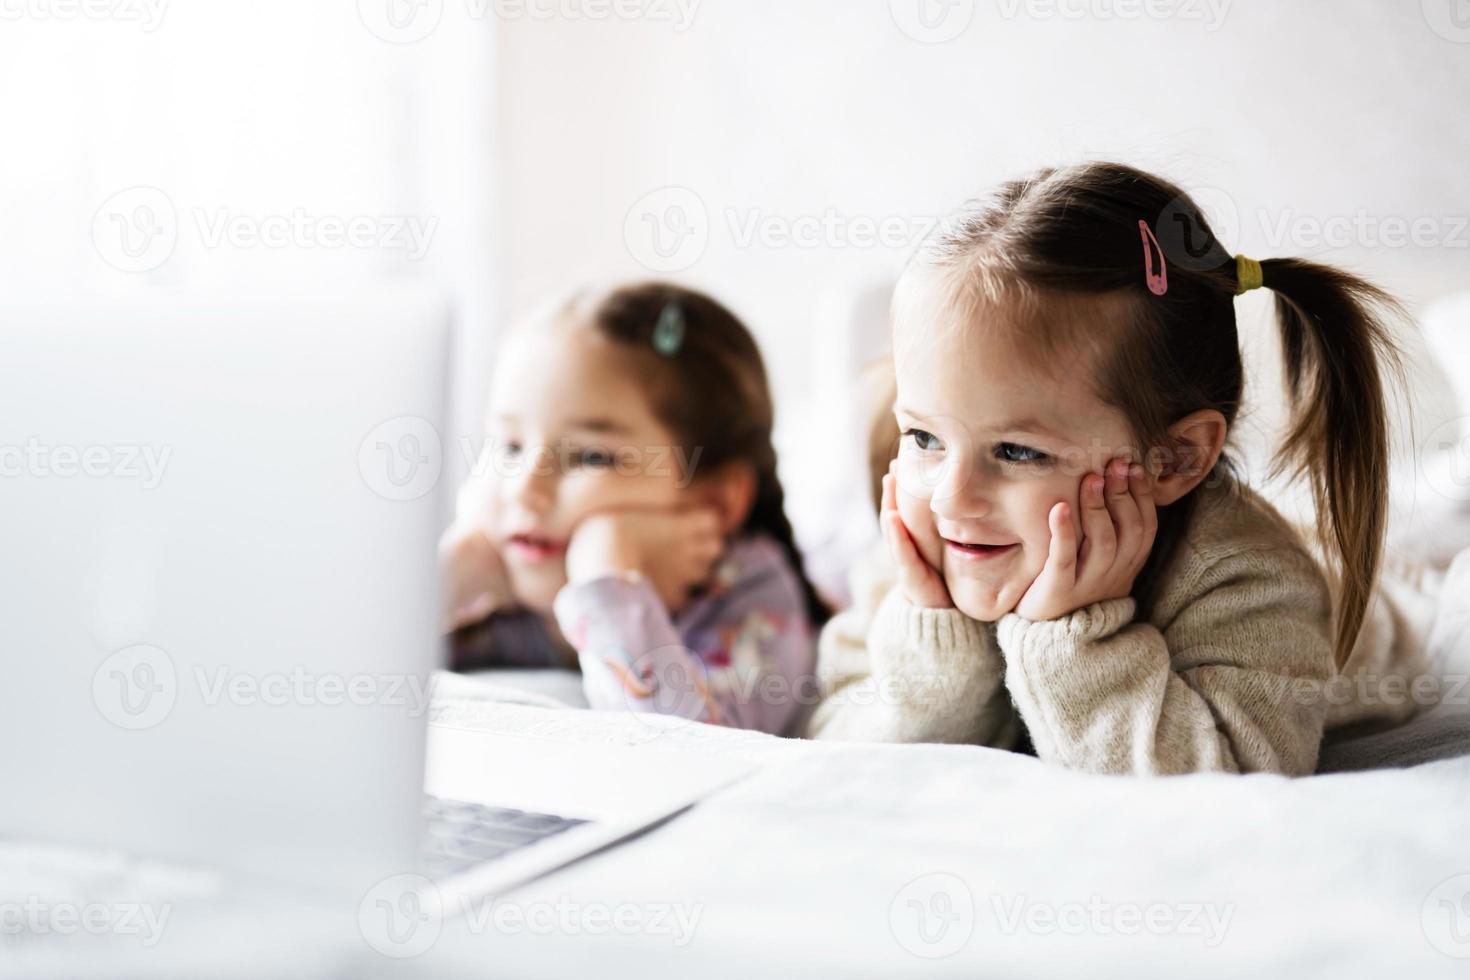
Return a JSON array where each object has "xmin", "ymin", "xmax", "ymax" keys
[{"xmin": 804, "ymin": 479, "xmax": 1439, "ymax": 775}]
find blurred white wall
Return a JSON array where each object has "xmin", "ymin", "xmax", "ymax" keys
[
  {"xmin": 496, "ymin": 0, "xmax": 1470, "ymax": 363},
  {"xmin": 0, "ymin": 1, "xmax": 498, "ymax": 483}
]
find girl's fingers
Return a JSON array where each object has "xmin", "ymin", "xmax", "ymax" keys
[
  {"xmin": 1045, "ymin": 501, "xmax": 1078, "ymax": 575},
  {"xmin": 886, "ymin": 512, "xmax": 949, "ymax": 607},
  {"xmin": 1079, "ymin": 472, "xmax": 1115, "ymax": 564},
  {"xmin": 886, "ymin": 512, "xmax": 927, "ymax": 581},
  {"xmin": 1131, "ymin": 463, "xmax": 1158, "ymax": 552},
  {"xmin": 885, "ymin": 511, "xmax": 920, "ymax": 574},
  {"xmin": 879, "ymin": 472, "xmax": 898, "ymax": 551},
  {"xmin": 881, "ymin": 465, "xmax": 949, "ymax": 608},
  {"xmin": 1106, "ymin": 458, "xmax": 1142, "ymax": 556}
]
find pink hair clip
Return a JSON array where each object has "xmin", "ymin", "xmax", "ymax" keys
[{"xmin": 1137, "ymin": 219, "xmax": 1168, "ymax": 296}]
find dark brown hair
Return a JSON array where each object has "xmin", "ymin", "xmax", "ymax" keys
[
  {"xmin": 890, "ymin": 161, "xmax": 1405, "ymax": 668},
  {"xmin": 572, "ymin": 281, "xmax": 831, "ymax": 628}
]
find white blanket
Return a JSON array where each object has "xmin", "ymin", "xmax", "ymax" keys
[{"xmin": 420, "ymin": 673, "xmax": 1470, "ymax": 979}]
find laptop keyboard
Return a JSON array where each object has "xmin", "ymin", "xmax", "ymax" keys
[{"xmin": 420, "ymin": 794, "xmax": 591, "ymax": 878}]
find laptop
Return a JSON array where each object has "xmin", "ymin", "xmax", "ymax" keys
[{"xmin": 0, "ymin": 292, "xmax": 751, "ymax": 974}]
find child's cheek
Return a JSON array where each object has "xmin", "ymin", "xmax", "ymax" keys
[
  {"xmin": 501, "ymin": 558, "xmax": 565, "ymax": 615},
  {"xmin": 1022, "ymin": 476, "xmax": 1085, "ymax": 559},
  {"xmin": 896, "ymin": 491, "xmax": 945, "ymax": 570}
]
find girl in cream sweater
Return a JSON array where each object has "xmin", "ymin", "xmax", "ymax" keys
[{"xmin": 806, "ymin": 161, "xmax": 1439, "ymax": 775}]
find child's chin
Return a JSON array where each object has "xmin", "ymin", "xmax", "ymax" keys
[
  {"xmin": 506, "ymin": 568, "xmax": 565, "ymax": 614},
  {"xmin": 946, "ymin": 582, "xmax": 1013, "ymax": 623}
]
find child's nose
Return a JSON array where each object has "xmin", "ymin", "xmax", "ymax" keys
[
  {"xmin": 929, "ymin": 456, "xmax": 990, "ymax": 521},
  {"xmin": 506, "ymin": 447, "xmax": 558, "ymax": 514}
]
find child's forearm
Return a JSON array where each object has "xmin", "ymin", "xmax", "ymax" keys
[
  {"xmin": 553, "ymin": 573, "xmax": 718, "ymax": 722},
  {"xmin": 808, "ymin": 588, "xmax": 1019, "ymax": 747},
  {"xmin": 996, "ymin": 580, "xmax": 1334, "ymax": 776}
]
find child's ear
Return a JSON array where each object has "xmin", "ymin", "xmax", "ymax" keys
[
  {"xmin": 1150, "ymin": 410, "xmax": 1228, "ymax": 505},
  {"xmin": 693, "ymin": 461, "xmax": 758, "ymax": 536}
]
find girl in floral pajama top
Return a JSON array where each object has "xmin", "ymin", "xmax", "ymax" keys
[{"xmin": 440, "ymin": 281, "xmax": 827, "ymax": 736}]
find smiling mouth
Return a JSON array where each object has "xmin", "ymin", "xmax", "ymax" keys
[
  {"xmin": 943, "ymin": 538, "xmax": 1019, "ymax": 560},
  {"xmin": 505, "ymin": 532, "xmax": 568, "ymax": 563}
]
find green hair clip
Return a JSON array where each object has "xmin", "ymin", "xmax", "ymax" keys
[{"xmin": 652, "ymin": 302, "xmax": 685, "ymax": 357}]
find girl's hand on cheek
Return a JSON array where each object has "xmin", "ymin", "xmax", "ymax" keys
[
  {"xmin": 438, "ymin": 523, "xmax": 513, "ymax": 632},
  {"xmin": 881, "ymin": 462, "xmax": 952, "ymax": 609},
  {"xmin": 1013, "ymin": 458, "xmax": 1157, "ymax": 622},
  {"xmin": 566, "ymin": 507, "xmax": 724, "ymax": 612}
]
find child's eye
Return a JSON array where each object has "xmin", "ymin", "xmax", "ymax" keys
[
  {"xmin": 904, "ymin": 428, "xmax": 943, "ymax": 452},
  {"xmin": 498, "ymin": 440, "xmax": 522, "ymax": 458},
  {"xmin": 569, "ymin": 448, "xmax": 615, "ymax": 468},
  {"xmin": 996, "ymin": 442, "xmax": 1048, "ymax": 464}
]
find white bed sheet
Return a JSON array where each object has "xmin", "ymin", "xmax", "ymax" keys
[{"xmin": 415, "ymin": 680, "xmax": 1470, "ymax": 979}]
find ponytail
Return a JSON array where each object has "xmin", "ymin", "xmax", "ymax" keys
[{"xmin": 1258, "ymin": 258, "xmax": 1406, "ymax": 668}]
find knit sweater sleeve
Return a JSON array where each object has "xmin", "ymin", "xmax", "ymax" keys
[
  {"xmin": 551, "ymin": 536, "xmax": 816, "ymax": 734},
  {"xmin": 804, "ymin": 571, "xmax": 1019, "ymax": 746},
  {"xmin": 995, "ymin": 543, "xmax": 1336, "ymax": 776}
]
